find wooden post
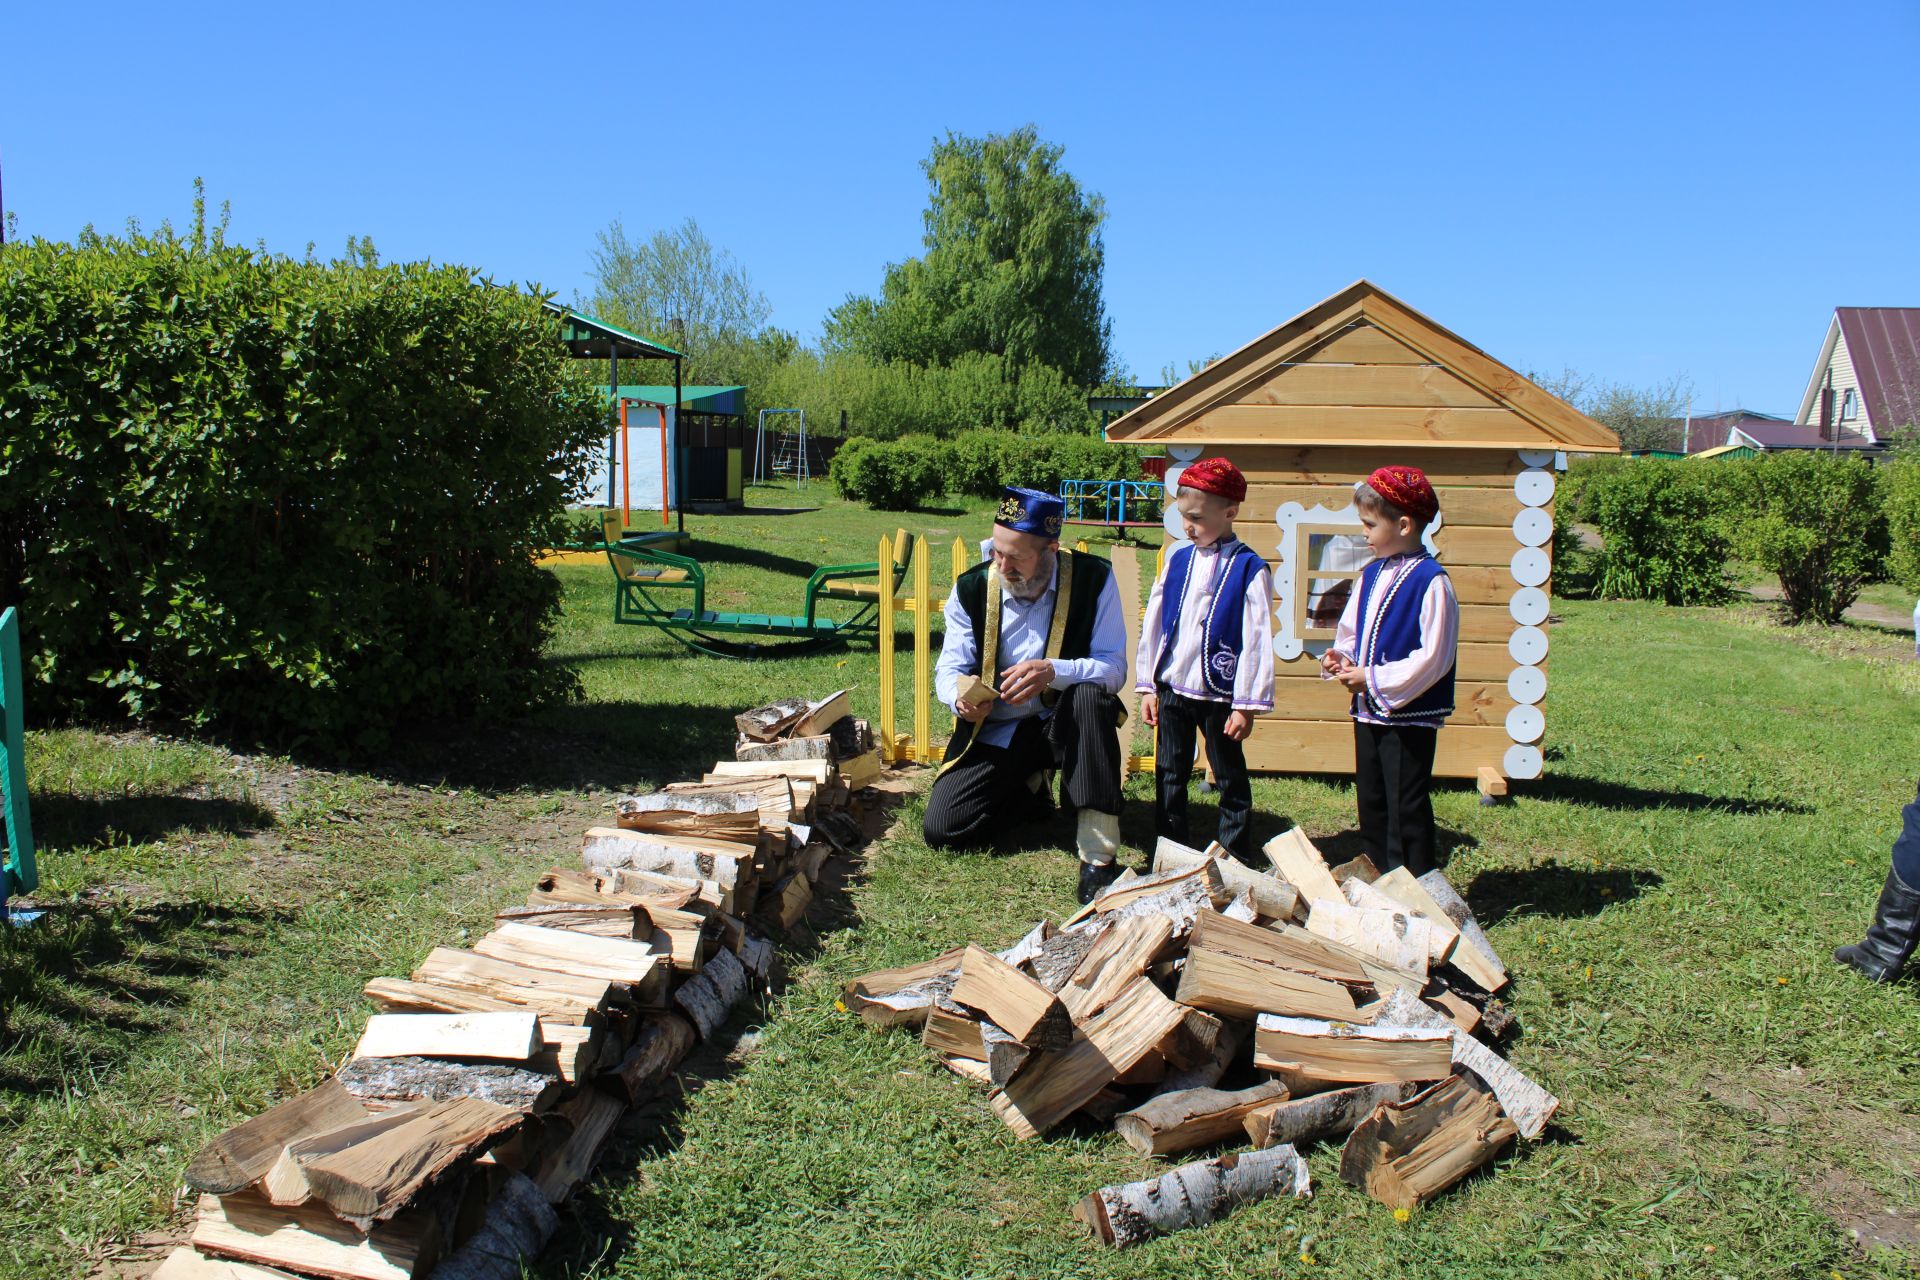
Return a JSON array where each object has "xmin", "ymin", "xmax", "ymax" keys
[
  {"xmin": 1476, "ymin": 766, "xmax": 1509, "ymax": 806},
  {"xmin": 877, "ymin": 534, "xmax": 898, "ymax": 763},
  {"xmin": 913, "ymin": 535, "xmax": 931, "ymax": 762}
]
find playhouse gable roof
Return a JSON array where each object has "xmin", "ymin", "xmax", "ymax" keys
[{"xmin": 1104, "ymin": 281, "xmax": 1620, "ymax": 452}]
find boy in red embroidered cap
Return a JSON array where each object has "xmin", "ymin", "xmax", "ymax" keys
[
  {"xmin": 1136, "ymin": 456, "xmax": 1274, "ymax": 864},
  {"xmin": 1320, "ymin": 466, "xmax": 1459, "ymax": 876}
]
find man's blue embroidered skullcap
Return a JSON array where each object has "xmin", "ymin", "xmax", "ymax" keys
[{"xmin": 995, "ymin": 486, "xmax": 1065, "ymax": 538}]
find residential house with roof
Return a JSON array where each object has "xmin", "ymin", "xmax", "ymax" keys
[{"xmin": 1793, "ymin": 307, "xmax": 1920, "ymax": 449}]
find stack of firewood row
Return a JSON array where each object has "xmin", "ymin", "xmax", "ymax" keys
[
  {"xmin": 155, "ymin": 691, "xmax": 882, "ymax": 1280},
  {"xmin": 845, "ymin": 828, "xmax": 1558, "ymax": 1249}
]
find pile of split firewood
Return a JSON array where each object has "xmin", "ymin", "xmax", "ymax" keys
[
  {"xmin": 155, "ymin": 691, "xmax": 882, "ymax": 1280},
  {"xmin": 845, "ymin": 828, "xmax": 1556, "ymax": 1249}
]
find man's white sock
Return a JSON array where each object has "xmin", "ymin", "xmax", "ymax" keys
[{"xmin": 1076, "ymin": 810, "xmax": 1120, "ymax": 866}]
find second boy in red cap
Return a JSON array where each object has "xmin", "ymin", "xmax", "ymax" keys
[
  {"xmin": 1136, "ymin": 455, "xmax": 1273, "ymax": 863},
  {"xmin": 1320, "ymin": 466, "xmax": 1459, "ymax": 876}
]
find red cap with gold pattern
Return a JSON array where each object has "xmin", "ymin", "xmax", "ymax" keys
[
  {"xmin": 1177, "ymin": 456, "xmax": 1247, "ymax": 504},
  {"xmin": 1366, "ymin": 466, "xmax": 1439, "ymax": 523}
]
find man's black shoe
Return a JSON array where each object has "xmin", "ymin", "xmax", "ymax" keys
[{"xmin": 1077, "ymin": 860, "xmax": 1122, "ymax": 905}]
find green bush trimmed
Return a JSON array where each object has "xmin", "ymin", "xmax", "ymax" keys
[
  {"xmin": 828, "ymin": 436, "xmax": 950, "ymax": 510},
  {"xmin": 1727, "ymin": 451, "xmax": 1882, "ymax": 623},
  {"xmin": 1585, "ymin": 461, "xmax": 1734, "ymax": 605},
  {"xmin": 0, "ymin": 229, "xmax": 606, "ymax": 747},
  {"xmin": 1882, "ymin": 455, "xmax": 1920, "ymax": 594}
]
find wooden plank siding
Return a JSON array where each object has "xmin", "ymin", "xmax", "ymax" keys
[
  {"xmin": 1238, "ymin": 721, "xmax": 1515, "ymax": 779},
  {"xmin": 1238, "ymin": 484, "xmax": 1531, "ymax": 529},
  {"xmin": 1229, "ymin": 446, "xmax": 1533, "ymax": 487},
  {"xmin": 1160, "ymin": 405, "xmax": 1554, "ymax": 447},
  {"xmin": 1263, "ymin": 678, "xmax": 1518, "ymax": 728},
  {"xmin": 1233, "ymin": 364, "xmax": 1502, "ymax": 409}
]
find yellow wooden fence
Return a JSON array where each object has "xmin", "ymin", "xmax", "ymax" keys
[{"xmin": 875, "ymin": 533, "xmax": 1159, "ymax": 777}]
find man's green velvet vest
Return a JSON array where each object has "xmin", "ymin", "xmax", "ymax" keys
[{"xmin": 942, "ymin": 549, "xmax": 1112, "ymax": 767}]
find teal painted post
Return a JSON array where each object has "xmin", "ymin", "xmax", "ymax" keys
[{"xmin": 1, "ymin": 607, "xmax": 37, "ymax": 897}]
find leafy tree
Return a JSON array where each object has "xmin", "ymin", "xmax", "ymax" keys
[
  {"xmin": 825, "ymin": 126, "xmax": 1113, "ymax": 386},
  {"xmin": 586, "ymin": 216, "xmax": 772, "ymax": 362}
]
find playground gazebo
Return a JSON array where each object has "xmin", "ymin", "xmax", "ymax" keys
[{"xmin": 1104, "ymin": 280, "xmax": 1621, "ymax": 797}]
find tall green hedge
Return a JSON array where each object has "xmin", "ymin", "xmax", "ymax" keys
[
  {"xmin": 0, "ymin": 230, "xmax": 607, "ymax": 747},
  {"xmin": 829, "ymin": 428, "xmax": 1144, "ymax": 510}
]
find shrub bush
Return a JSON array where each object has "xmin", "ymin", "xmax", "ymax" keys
[
  {"xmin": 0, "ymin": 229, "xmax": 607, "ymax": 747},
  {"xmin": 1584, "ymin": 461, "xmax": 1734, "ymax": 605},
  {"xmin": 1881, "ymin": 454, "xmax": 1920, "ymax": 593},
  {"xmin": 942, "ymin": 429, "xmax": 1142, "ymax": 498},
  {"xmin": 828, "ymin": 436, "xmax": 950, "ymax": 510},
  {"xmin": 1726, "ymin": 451, "xmax": 1882, "ymax": 623}
]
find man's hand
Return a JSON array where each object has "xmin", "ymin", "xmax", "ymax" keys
[
  {"xmin": 1333, "ymin": 663, "xmax": 1368, "ymax": 692},
  {"xmin": 1224, "ymin": 709, "xmax": 1253, "ymax": 741},
  {"xmin": 1141, "ymin": 692, "xmax": 1159, "ymax": 726},
  {"xmin": 953, "ymin": 695, "xmax": 992, "ymax": 724},
  {"xmin": 998, "ymin": 658, "xmax": 1055, "ymax": 706}
]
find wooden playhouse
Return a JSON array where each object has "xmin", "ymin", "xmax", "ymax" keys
[{"xmin": 1103, "ymin": 280, "xmax": 1620, "ymax": 795}]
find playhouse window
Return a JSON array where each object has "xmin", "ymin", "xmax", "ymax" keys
[
  {"xmin": 1298, "ymin": 528, "xmax": 1372, "ymax": 640},
  {"xmin": 1841, "ymin": 389, "xmax": 1858, "ymax": 421}
]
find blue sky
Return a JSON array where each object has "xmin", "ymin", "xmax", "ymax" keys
[{"xmin": 7, "ymin": 1, "xmax": 1917, "ymax": 415}]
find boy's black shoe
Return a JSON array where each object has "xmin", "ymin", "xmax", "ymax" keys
[
  {"xmin": 1077, "ymin": 861, "xmax": 1122, "ymax": 905},
  {"xmin": 1834, "ymin": 867, "xmax": 1920, "ymax": 982}
]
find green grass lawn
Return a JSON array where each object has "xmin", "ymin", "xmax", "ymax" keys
[{"xmin": 4, "ymin": 482, "xmax": 1917, "ymax": 1279}]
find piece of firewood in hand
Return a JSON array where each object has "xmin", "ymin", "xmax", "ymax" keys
[
  {"xmin": 1074, "ymin": 1144, "xmax": 1310, "ymax": 1248},
  {"xmin": 1113, "ymin": 1080, "xmax": 1292, "ymax": 1157},
  {"xmin": 949, "ymin": 944, "xmax": 1073, "ymax": 1050},
  {"xmin": 1338, "ymin": 1070, "xmax": 1518, "ymax": 1209}
]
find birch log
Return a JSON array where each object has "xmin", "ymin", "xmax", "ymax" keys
[
  {"xmin": 1114, "ymin": 1080, "xmax": 1292, "ymax": 1156},
  {"xmin": 1375, "ymin": 989, "xmax": 1558, "ymax": 1139},
  {"xmin": 1339, "ymin": 1072, "xmax": 1518, "ymax": 1209},
  {"xmin": 673, "ymin": 945, "xmax": 748, "ymax": 1039},
  {"xmin": 427, "ymin": 1171, "xmax": 557, "ymax": 1280},
  {"xmin": 1415, "ymin": 869, "xmax": 1511, "ymax": 992},
  {"xmin": 1304, "ymin": 898, "xmax": 1435, "ymax": 978},
  {"xmin": 1241, "ymin": 1081, "xmax": 1421, "ymax": 1149},
  {"xmin": 1074, "ymin": 1145, "xmax": 1311, "ymax": 1249}
]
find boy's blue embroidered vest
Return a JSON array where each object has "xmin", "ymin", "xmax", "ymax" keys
[
  {"xmin": 1157, "ymin": 537, "xmax": 1265, "ymax": 700},
  {"xmin": 1353, "ymin": 554, "xmax": 1454, "ymax": 727}
]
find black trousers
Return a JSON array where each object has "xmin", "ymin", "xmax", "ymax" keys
[
  {"xmin": 1153, "ymin": 686, "xmax": 1253, "ymax": 861},
  {"xmin": 923, "ymin": 682, "xmax": 1124, "ymax": 851},
  {"xmin": 1353, "ymin": 720, "xmax": 1438, "ymax": 876},
  {"xmin": 1893, "ymin": 779, "xmax": 1920, "ymax": 886}
]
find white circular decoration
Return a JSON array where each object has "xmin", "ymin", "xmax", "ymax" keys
[
  {"xmin": 1506, "ymin": 704, "xmax": 1545, "ymax": 744},
  {"xmin": 1508, "ymin": 625, "xmax": 1549, "ymax": 666},
  {"xmin": 1513, "ymin": 508, "xmax": 1552, "ymax": 547},
  {"xmin": 1504, "ymin": 743, "xmax": 1544, "ymax": 780},
  {"xmin": 1167, "ymin": 444, "xmax": 1205, "ymax": 463},
  {"xmin": 1509, "ymin": 586, "xmax": 1550, "ymax": 626},
  {"xmin": 1511, "ymin": 547, "xmax": 1550, "ymax": 587},
  {"xmin": 1274, "ymin": 633, "xmax": 1304, "ymax": 661},
  {"xmin": 1508, "ymin": 665, "xmax": 1547, "ymax": 704},
  {"xmin": 1515, "ymin": 467, "xmax": 1556, "ymax": 506},
  {"xmin": 1517, "ymin": 449, "xmax": 1556, "ymax": 469}
]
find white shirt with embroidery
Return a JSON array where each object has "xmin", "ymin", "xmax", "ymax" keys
[
  {"xmin": 1135, "ymin": 538, "xmax": 1275, "ymax": 711},
  {"xmin": 1326, "ymin": 552, "xmax": 1459, "ymax": 725}
]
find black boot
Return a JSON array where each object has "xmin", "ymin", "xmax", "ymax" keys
[
  {"xmin": 1077, "ymin": 860, "xmax": 1121, "ymax": 905},
  {"xmin": 1833, "ymin": 867, "xmax": 1920, "ymax": 983}
]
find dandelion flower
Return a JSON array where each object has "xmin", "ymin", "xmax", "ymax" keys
[
  {"xmin": 1776, "ymin": 976, "xmax": 1789, "ymax": 986},
  {"xmin": 1393, "ymin": 1207, "xmax": 1411, "ymax": 1223}
]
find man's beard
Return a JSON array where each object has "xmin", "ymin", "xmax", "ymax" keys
[{"xmin": 1001, "ymin": 554, "xmax": 1054, "ymax": 601}]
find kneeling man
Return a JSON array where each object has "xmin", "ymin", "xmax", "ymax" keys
[{"xmin": 924, "ymin": 486, "xmax": 1129, "ymax": 903}]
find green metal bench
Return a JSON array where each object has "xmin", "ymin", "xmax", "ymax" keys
[
  {"xmin": 2, "ymin": 607, "xmax": 38, "ymax": 914},
  {"xmin": 601, "ymin": 530, "xmax": 917, "ymax": 659}
]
